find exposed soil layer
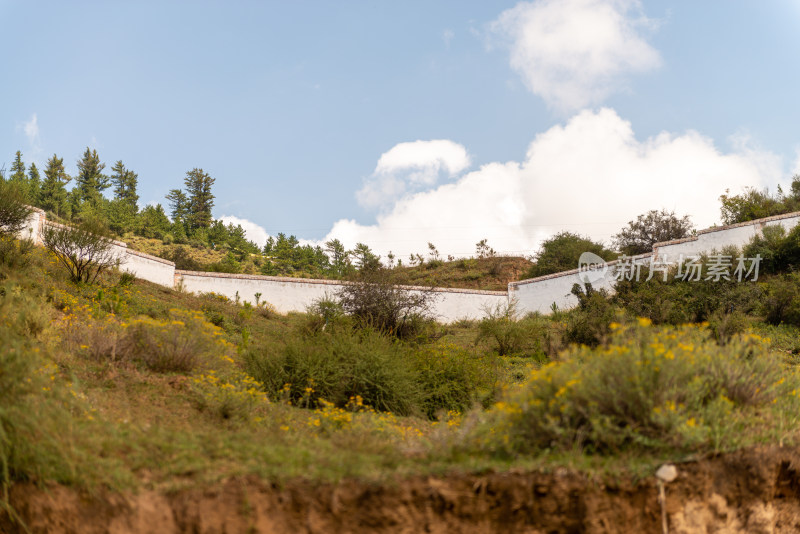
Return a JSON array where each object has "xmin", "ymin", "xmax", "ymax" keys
[{"xmin": 4, "ymin": 446, "xmax": 800, "ymax": 533}]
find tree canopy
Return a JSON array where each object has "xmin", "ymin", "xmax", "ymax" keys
[{"xmin": 613, "ymin": 209, "xmax": 694, "ymax": 256}]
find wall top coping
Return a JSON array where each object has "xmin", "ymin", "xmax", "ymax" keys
[
  {"xmin": 508, "ymin": 252, "xmax": 653, "ymax": 289},
  {"xmin": 175, "ymin": 270, "xmax": 508, "ymax": 296},
  {"xmin": 652, "ymin": 210, "xmax": 800, "ymax": 249},
  {"xmin": 125, "ymin": 248, "xmax": 175, "ymax": 266}
]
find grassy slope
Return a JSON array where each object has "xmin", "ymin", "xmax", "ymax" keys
[{"xmin": 3, "ymin": 242, "xmax": 800, "ymax": 500}]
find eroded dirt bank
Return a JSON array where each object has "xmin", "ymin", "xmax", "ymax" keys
[{"xmin": 4, "ymin": 447, "xmax": 800, "ymax": 533}]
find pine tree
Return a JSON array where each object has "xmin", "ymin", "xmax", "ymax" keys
[
  {"xmin": 135, "ymin": 204, "xmax": 171, "ymax": 239},
  {"xmin": 184, "ymin": 168, "xmax": 215, "ymax": 230},
  {"xmin": 110, "ymin": 160, "xmax": 139, "ymax": 212},
  {"xmin": 27, "ymin": 163, "xmax": 41, "ymax": 204},
  {"xmin": 40, "ymin": 155, "xmax": 71, "ymax": 216},
  {"xmin": 9, "ymin": 151, "xmax": 26, "ymax": 184},
  {"xmin": 165, "ymin": 188, "xmax": 188, "ymax": 225},
  {"xmin": 74, "ymin": 148, "xmax": 109, "ymax": 205}
]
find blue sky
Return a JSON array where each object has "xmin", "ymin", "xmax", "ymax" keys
[{"xmin": 2, "ymin": 1, "xmax": 800, "ymax": 258}]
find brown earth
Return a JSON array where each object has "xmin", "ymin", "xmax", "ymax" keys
[{"xmin": 4, "ymin": 446, "xmax": 800, "ymax": 534}]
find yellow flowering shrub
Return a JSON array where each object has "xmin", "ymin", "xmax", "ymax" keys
[
  {"xmin": 119, "ymin": 308, "xmax": 232, "ymax": 372},
  {"xmin": 484, "ymin": 321, "xmax": 800, "ymax": 455},
  {"xmin": 191, "ymin": 370, "xmax": 268, "ymax": 422}
]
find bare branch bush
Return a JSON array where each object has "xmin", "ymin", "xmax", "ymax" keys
[
  {"xmin": 42, "ymin": 217, "xmax": 118, "ymax": 284},
  {"xmin": 336, "ymin": 267, "xmax": 439, "ymax": 340}
]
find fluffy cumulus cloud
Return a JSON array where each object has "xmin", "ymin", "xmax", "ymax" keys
[
  {"xmin": 218, "ymin": 215, "xmax": 271, "ymax": 248},
  {"xmin": 321, "ymin": 109, "xmax": 780, "ymax": 260},
  {"xmin": 490, "ymin": 0, "xmax": 661, "ymax": 112},
  {"xmin": 356, "ymin": 139, "xmax": 471, "ymax": 209}
]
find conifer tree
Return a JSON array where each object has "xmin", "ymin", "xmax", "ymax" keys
[
  {"xmin": 40, "ymin": 155, "xmax": 71, "ymax": 216},
  {"xmin": 74, "ymin": 148, "xmax": 109, "ymax": 205},
  {"xmin": 165, "ymin": 188, "xmax": 188, "ymax": 224},
  {"xmin": 184, "ymin": 168, "xmax": 215, "ymax": 230},
  {"xmin": 110, "ymin": 160, "xmax": 139, "ymax": 212},
  {"xmin": 9, "ymin": 151, "xmax": 26, "ymax": 184},
  {"xmin": 27, "ymin": 163, "xmax": 41, "ymax": 203}
]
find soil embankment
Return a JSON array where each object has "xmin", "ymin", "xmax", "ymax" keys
[{"xmin": 4, "ymin": 446, "xmax": 800, "ymax": 533}]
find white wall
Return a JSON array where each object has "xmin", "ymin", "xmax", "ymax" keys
[
  {"xmin": 655, "ymin": 213, "xmax": 800, "ymax": 259},
  {"xmin": 18, "ymin": 206, "xmax": 800, "ymax": 320},
  {"xmin": 175, "ymin": 270, "xmax": 507, "ymax": 323},
  {"xmin": 512, "ymin": 211, "xmax": 800, "ymax": 316},
  {"xmin": 120, "ymin": 249, "xmax": 176, "ymax": 287},
  {"xmin": 509, "ymin": 254, "xmax": 650, "ymax": 315}
]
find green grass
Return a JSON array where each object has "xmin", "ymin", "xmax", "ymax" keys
[{"xmin": 3, "ymin": 239, "xmax": 800, "ymax": 507}]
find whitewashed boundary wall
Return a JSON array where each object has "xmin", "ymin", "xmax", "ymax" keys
[
  {"xmin": 511, "ymin": 211, "xmax": 800, "ymax": 316},
  {"xmin": 16, "ymin": 206, "xmax": 800, "ymax": 320},
  {"xmin": 509, "ymin": 253, "xmax": 652, "ymax": 315},
  {"xmin": 175, "ymin": 270, "xmax": 507, "ymax": 323},
  {"xmin": 18, "ymin": 209, "xmax": 177, "ymax": 287},
  {"xmin": 654, "ymin": 212, "xmax": 800, "ymax": 259}
]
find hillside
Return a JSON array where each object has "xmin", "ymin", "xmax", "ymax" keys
[
  {"xmin": 4, "ymin": 217, "xmax": 800, "ymax": 531},
  {"xmin": 123, "ymin": 234, "xmax": 535, "ymax": 290}
]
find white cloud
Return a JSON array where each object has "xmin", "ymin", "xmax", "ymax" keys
[
  {"xmin": 442, "ymin": 28, "xmax": 455, "ymax": 48},
  {"xmin": 490, "ymin": 0, "xmax": 661, "ymax": 112},
  {"xmin": 792, "ymin": 147, "xmax": 800, "ymax": 176},
  {"xmin": 219, "ymin": 215, "xmax": 271, "ymax": 248},
  {"xmin": 17, "ymin": 113, "xmax": 43, "ymax": 164},
  {"xmin": 356, "ymin": 139, "xmax": 471, "ymax": 209},
  {"xmin": 321, "ymin": 109, "xmax": 780, "ymax": 260}
]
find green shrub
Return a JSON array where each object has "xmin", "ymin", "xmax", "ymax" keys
[
  {"xmin": 412, "ymin": 341, "xmax": 496, "ymax": 419},
  {"xmin": 191, "ymin": 371, "xmax": 268, "ymax": 422},
  {"xmin": 564, "ymin": 284, "xmax": 616, "ymax": 347},
  {"xmin": 526, "ymin": 232, "xmax": 616, "ymax": 279},
  {"xmin": 613, "ymin": 263, "xmax": 762, "ymax": 325},
  {"xmin": 304, "ymin": 295, "xmax": 350, "ymax": 333},
  {"xmin": 245, "ymin": 328, "xmax": 420, "ymax": 415},
  {"xmin": 476, "ymin": 301, "xmax": 547, "ymax": 358},
  {"xmin": 760, "ymin": 273, "xmax": 800, "ymax": 326},
  {"xmin": 336, "ymin": 267, "xmax": 437, "ymax": 341},
  {"xmin": 0, "ymin": 181, "xmax": 33, "ymax": 237},
  {"xmin": 707, "ymin": 309, "xmax": 750, "ymax": 345},
  {"xmin": 483, "ymin": 321, "xmax": 797, "ymax": 456},
  {"xmin": 719, "ymin": 178, "xmax": 800, "ymax": 225},
  {"xmin": 119, "ymin": 308, "xmax": 231, "ymax": 372}
]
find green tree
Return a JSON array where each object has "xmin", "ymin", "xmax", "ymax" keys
[
  {"xmin": 527, "ymin": 232, "xmax": 616, "ymax": 278},
  {"xmin": 106, "ymin": 161, "xmax": 139, "ymax": 235},
  {"xmin": 110, "ymin": 160, "xmax": 139, "ymax": 211},
  {"xmin": 719, "ymin": 178, "xmax": 800, "ymax": 225},
  {"xmin": 27, "ymin": 163, "xmax": 41, "ymax": 204},
  {"xmin": 135, "ymin": 204, "xmax": 171, "ymax": 239},
  {"xmin": 208, "ymin": 219, "xmax": 229, "ymax": 249},
  {"xmin": 324, "ymin": 238, "xmax": 352, "ymax": 277},
  {"xmin": 40, "ymin": 154, "xmax": 71, "ymax": 216},
  {"xmin": 184, "ymin": 168, "xmax": 215, "ymax": 230},
  {"xmin": 74, "ymin": 148, "xmax": 109, "ymax": 206},
  {"xmin": 613, "ymin": 209, "xmax": 694, "ymax": 255},
  {"xmin": 0, "ymin": 180, "xmax": 33, "ymax": 236},
  {"xmin": 9, "ymin": 150, "xmax": 26, "ymax": 184},
  {"xmin": 165, "ymin": 188, "xmax": 188, "ymax": 225},
  {"xmin": 351, "ymin": 242, "xmax": 381, "ymax": 271}
]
